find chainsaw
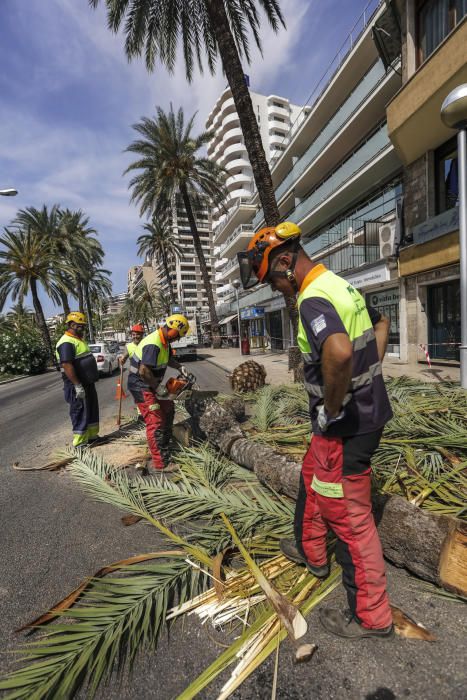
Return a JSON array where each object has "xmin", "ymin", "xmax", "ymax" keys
[{"xmin": 155, "ymin": 370, "xmax": 218, "ymax": 402}]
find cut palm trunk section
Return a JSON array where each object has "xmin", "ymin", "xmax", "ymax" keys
[{"xmin": 185, "ymin": 397, "xmax": 467, "ymax": 598}]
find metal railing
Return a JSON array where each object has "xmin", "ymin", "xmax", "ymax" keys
[{"xmin": 218, "ymin": 224, "xmax": 254, "ymax": 256}]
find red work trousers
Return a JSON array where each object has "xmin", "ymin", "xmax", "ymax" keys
[
  {"xmin": 137, "ymin": 390, "xmax": 174, "ymax": 469},
  {"xmin": 294, "ymin": 432, "xmax": 392, "ymax": 630}
]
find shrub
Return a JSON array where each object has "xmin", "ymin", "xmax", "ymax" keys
[{"xmin": 0, "ymin": 329, "xmax": 49, "ymax": 375}]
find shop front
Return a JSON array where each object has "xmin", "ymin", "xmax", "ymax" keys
[
  {"xmin": 240, "ymin": 307, "xmax": 266, "ymax": 350},
  {"xmin": 343, "ymin": 262, "xmax": 401, "ymax": 358},
  {"xmin": 365, "ymin": 288, "xmax": 400, "ymax": 356}
]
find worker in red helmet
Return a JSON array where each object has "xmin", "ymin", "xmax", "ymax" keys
[
  {"xmin": 119, "ymin": 324, "xmax": 145, "ymax": 367},
  {"xmin": 239, "ymin": 222, "xmax": 394, "ymax": 640}
]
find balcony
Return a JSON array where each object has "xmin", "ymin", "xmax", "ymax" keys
[
  {"xmin": 253, "ymin": 123, "xmax": 399, "ymax": 231},
  {"xmin": 226, "ymin": 172, "xmax": 251, "ymax": 192},
  {"xmin": 274, "ymin": 60, "xmax": 388, "ymax": 203},
  {"xmin": 268, "ymin": 120, "xmax": 289, "ymax": 133},
  {"xmin": 225, "ymin": 157, "xmax": 251, "ymax": 172},
  {"xmin": 220, "ymin": 142, "xmax": 247, "ymax": 165},
  {"xmin": 213, "ymin": 197, "xmax": 256, "ymax": 244},
  {"xmin": 221, "ymin": 111, "xmax": 240, "ymax": 134},
  {"xmin": 215, "ymin": 255, "xmax": 240, "ymax": 282},
  {"xmin": 218, "ymin": 224, "xmax": 254, "ymax": 258},
  {"xmin": 223, "ymin": 127, "xmax": 244, "ymax": 147},
  {"xmin": 387, "ymin": 19, "xmax": 467, "ymax": 165},
  {"xmin": 268, "ymin": 103, "xmax": 290, "ymax": 120}
]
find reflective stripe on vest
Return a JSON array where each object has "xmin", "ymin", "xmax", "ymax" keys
[{"xmin": 311, "ymin": 475, "xmax": 344, "ymax": 498}]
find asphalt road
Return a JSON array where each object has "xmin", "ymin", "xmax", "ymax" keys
[{"xmin": 1, "ymin": 361, "xmax": 466, "ymax": 699}]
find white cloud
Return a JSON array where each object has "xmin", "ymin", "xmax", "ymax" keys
[{"xmin": 0, "ymin": 0, "xmax": 312, "ymax": 314}]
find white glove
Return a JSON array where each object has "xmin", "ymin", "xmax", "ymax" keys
[
  {"xmin": 179, "ymin": 365, "xmax": 188, "ymax": 377},
  {"xmin": 317, "ymin": 405, "xmax": 345, "ymax": 432},
  {"xmin": 75, "ymin": 384, "xmax": 86, "ymax": 401}
]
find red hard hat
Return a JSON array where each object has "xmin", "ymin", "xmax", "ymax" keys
[{"xmin": 131, "ymin": 324, "xmax": 144, "ymax": 333}]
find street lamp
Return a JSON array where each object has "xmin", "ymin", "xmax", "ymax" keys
[
  {"xmin": 0, "ymin": 188, "xmax": 18, "ymax": 196},
  {"xmin": 441, "ymin": 85, "xmax": 467, "ymax": 388},
  {"xmin": 232, "ymin": 280, "xmax": 242, "ymax": 355}
]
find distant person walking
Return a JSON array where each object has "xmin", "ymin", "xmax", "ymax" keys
[
  {"xmin": 119, "ymin": 324, "xmax": 145, "ymax": 417},
  {"xmin": 56, "ymin": 312, "xmax": 100, "ymax": 447}
]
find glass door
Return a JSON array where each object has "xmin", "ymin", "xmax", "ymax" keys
[{"xmin": 427, "ymin": 280, "xmax": 460, "ymax": 361}]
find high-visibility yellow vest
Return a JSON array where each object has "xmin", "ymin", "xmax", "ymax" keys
[
  {"xmin": 126, "ymin": 341, "xmax": 138, "ymax": 358},
  {"xmin": 297, "ymin": 267, "xmax": 377, "ymax": 399},
  {"xmin": 55, "ymin": 333, "xmax": 98, "ymax": 385},
  {"xmin": 130, "ymin": 328, "xmax": 170, "ymax": 374},
  {"xmin": 55, "ymin": 333, "xmax": 90, "ymax": 362}
]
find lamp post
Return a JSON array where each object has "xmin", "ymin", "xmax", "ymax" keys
[
  {"xmin": 0, "ymin": 188, "xmax": 18, "ymax": 197},
  {"xmin": 441, "ymin": 84, "xmax": 467, "ymax": 388},
  {"xmin": 232, "ymin": 280, "xmax": 242, "ymax": 355}
]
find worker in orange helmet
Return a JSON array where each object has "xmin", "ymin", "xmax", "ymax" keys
[{"xmin": 238, "ymin": 222, "xmax": 394, "ymax": 640}]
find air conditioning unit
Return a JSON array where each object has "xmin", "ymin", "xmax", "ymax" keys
[{"xmin": 378, "ymin": 221, "xmax": 398, "ymax": 258}]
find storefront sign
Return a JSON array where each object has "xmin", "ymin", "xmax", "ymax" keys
[
  {"xmin": 240, "ymin": 307, "xmax": 265, "ymax": 320},
  {"xmin": 412, "ymin": 207, "xmax": 459, "ymax": 245},
  {"xmin": 367, "ymin": 288, "xmax": 399, "ymax": 307},
  {"xmin": 343, "ymin": 263, "xmax": 390, "ymax": 290}
]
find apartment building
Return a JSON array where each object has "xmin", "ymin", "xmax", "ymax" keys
[
  {"xmin": 214, "ymin": 0, "xmax": 405, "ymax": 353},
  {"xmin": 154, "ymin": 205, "xmax": 214, "ymax": 320},
  {"xmin": 206, "ymin": 87, "xmax": 307, "ymax": 312},
  {"xmin": 127, "ymin": 262, "xmax": 158, "ymax": 297},
  {"xmin": 386, "ymin": 0, "xmax": 466, "ymax": 364},
  {"xmin": 105, "ymin": 292, "xmax": 128, "ymax": 316}
]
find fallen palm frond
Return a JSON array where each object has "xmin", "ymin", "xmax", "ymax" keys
[
  {"xmin": 246, "ymin": 379, "xmax": 467, "ymax": 519},
  {"xmin": 0, "ymin": 447, "xmax": 315, "ymax": 700}
]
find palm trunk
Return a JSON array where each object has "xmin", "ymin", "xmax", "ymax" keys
[
  {"xmin": 84, "ymin": 284, "xmax": 95, "ymax": 343},
  {"xmin": 207, "ymin": 0, "xmax": 280, "ymax": 227},
  {"xmin": 59, "ymin": 290, "xmax": 70, "ymax": 317},
  {"xmin": 30, "ymin": 277, "xmax": 55, "ymax": 367},
  {"xmin": 76, "ymin": 279, "xmax": 85, "ymax": 314},
  {"xmin": 161, "ymin": 251, "xmax": 176, "ymax": 306},
  {"xmin": 180, "ymin": 185, "xmax": 220, "ymax": 347}
]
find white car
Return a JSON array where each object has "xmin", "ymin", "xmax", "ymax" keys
[{"xmin": 89, "ymin": 342, "xmax": 118, "ymax": 376}]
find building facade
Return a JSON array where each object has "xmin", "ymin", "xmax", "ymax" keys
[
  {"xmin": 212, "ymin": 0, "xmax": 405, "ymax": 354},
  {"xmin": 387, "ymin": 0, "xmax": 466, "ymax": 364},
  {"xmin": 206, "ymin": 86, "xmax": 307, "ymax": 325},
  {"xmin": 153, "ymin": 205, "xmax": 215, "ymax": 321},
  {"xmin": 127, "ymin": 262, "xmax": 158, "ymax": 297}
]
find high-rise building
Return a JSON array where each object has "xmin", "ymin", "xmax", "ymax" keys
[
  {"xmin": 206, "ymin": 87, "xmax": 308, "ymax": 307},
  {"xmin": 154, "ymin": 204, "xmax": 214, "ymax": 320},
  {"xmin": 127, "ymin": 262, "xmax": 158, "ymax": 297},
  {"xmin": 211, "ymin": 2, "xmax": 405, "ymax": 353}
]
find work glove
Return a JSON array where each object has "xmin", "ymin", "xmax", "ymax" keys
[
  {"xmin": 317, "ymin": 405, "xmax": 345, "ymax": 433},
  {"xmin": 75, "ymin": 384, "xmax": 86, "ymax": 401},
  {"xmin": 179, "ymin": 365, "xmax": 189, "ymax": 377}
]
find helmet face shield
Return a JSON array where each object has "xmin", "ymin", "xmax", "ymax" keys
[{"xmin": 237, "ymin": 251, "xmax": 261, "ymax": 289}]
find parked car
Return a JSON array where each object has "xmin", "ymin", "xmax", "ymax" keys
[{"xmin": 89, "ymin": 342, "xmax": 118, "ymax": 376}]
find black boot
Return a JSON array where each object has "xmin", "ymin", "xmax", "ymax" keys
[
  {"xmin": 319, "ymin": 608, "xmax": 394, "ymax": 639},
  {"xmin": 279, "ymin": 538, "xmax": 330, "ymax": 578}
]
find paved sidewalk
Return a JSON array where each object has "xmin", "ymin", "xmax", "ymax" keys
[{"xmin": 201, "ymin": 347, "xmax": 461, "ymax": 385}]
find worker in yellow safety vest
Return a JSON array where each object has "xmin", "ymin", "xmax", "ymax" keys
[
  {"xmin": 239, "ymin": 223, "xmax": 394, "ymax": 640},
  {"xmin": 127, "ymin": 314, "xmax": 189, "ymax": 470},
  {"xmin": 55, "ymin": 312, "xmax": 100, "ymax": 446},
  {"xmin": 118, "ymin": 323, "xmax": 145, "ymax": 418}
]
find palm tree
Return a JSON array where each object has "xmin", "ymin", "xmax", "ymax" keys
[
  {"xmin": 0, "ymin": 227, "xmax": 67, "ymax": 361},
  {"xmin": 83, "ymin": 267, "xmax": 113, "ymax": 342},
  {"xmin": 137, "ymin": 216, "xmax": 183, "ymax": 307},
  {"xmin": 1, "ymin": 301, "xmax": 35, "ymax": 333},
  {"xmin": 125, "ymin": 105, "xmax": 227, "ymax": 344},
  {"xmin": 58, "ymin": 209, "xmax": 103, "ymax": 316},
  {"xmin": 89, "ymin": 0, "xmax": 283, "ymax": 226}
]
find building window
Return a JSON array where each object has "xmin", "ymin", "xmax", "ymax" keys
[
  {"xmin": 435, "ymin": 136, "xmax": 465, "ymax": 213},
  {"xmin": 417, "ymin": 0, "xmax": 466, "ymax": 64}
]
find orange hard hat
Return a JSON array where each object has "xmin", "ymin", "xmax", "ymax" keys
[
  {"xmin": 131, "ymin": 324, "xmax": 144, "ymax": 333},
  {"xmin": 237, "ymin": 222, "xmax": 301, "ymax": 289}
]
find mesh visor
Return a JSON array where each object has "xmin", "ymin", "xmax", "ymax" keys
[{"xmin": 237, "ymin": 251, "xmax": 260, "ymax": 289}]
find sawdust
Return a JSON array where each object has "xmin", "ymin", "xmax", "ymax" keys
[{"xmin": 93, "ymin": 443, "xmax": 149, "ymax": 469}]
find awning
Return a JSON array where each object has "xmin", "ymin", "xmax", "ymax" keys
[{"xmin": 219, "ymin": 314, "xmax": 238, "ymax": 326}]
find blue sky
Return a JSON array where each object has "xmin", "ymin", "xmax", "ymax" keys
[{"xmin": 0, "ymin": 0, "xmax": 371, "ymax": 316}]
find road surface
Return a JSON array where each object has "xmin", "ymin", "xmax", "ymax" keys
[{"xmin": 1, "ymin": 361, "xmax": 466, "ymax": 699}]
